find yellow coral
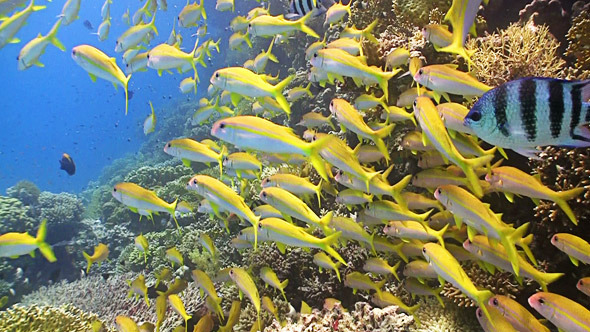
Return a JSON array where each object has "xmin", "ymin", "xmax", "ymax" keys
[
  {"xmin": 467, "ymin": 21, "xmax": 565, "ymax": 87},
  {"xmin": 566, "ymin": 11, "xmax": 590, "ymax": 70},
  {"xmin": 0, "ymin": 304, "xmax": 113, "ymax": 332}
]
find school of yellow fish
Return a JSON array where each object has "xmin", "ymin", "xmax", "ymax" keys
[{"xmin": 1, "ymin": 0, "xmax": 589, "ymax": 331}]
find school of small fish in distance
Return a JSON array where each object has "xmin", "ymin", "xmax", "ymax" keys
[{"xmin": 1, "ymin": 0, "xmax": 590, "ymax": 331}]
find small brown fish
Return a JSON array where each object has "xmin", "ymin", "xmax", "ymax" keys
[{"xmin": 59, "ymin": 153, "xmax": 76, "ymax": 175}]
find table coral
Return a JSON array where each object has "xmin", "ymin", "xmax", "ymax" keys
[
  {"xmin": 0, "ymin": 303, "xmax": 114, "ymax": 332},
  {"xmin": 466, "ymin": 21, "xmax": 565, "ymax": 87}
]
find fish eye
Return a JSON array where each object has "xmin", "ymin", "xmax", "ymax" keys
[
  {"xmin": 248, "ymin": 24, "xmax": 251, "ymax": 28},
  {"xmin": 413, "ymin": 100, "xmax": 417, "ymax": 107},
  {"xmin": 492, "ymin": 298, "xmax": 498, "ymax": 306},
  {"xmin": 477, "ymin": 309, "xmax": 482, "ymax": 318},
  {"xmin": 553, "ymin": 235, "xmax": 558, "ymax": 242},
  {"xmin": 580, "ymin": 280, "xmax": 584, "ymax": 285},
  {"xmin": 193, "ymin": 179, "xmax": 198, "ymax": 185},
  {"xmin": 215, "ymin": 72, "xmax": 220, "ymax": 78},
  {"xmin": 262, "ymin": 192, "xmax": 267, "ymax": 198},
  {"xmin": 436, "ymin": 188, "xmax": 441, "ymax": 195},
  {"xmin": 72, "ymin": 50, "xmax": 76, "ymax": 56},
  {"xmin": 229, "ymin": 269, "xmax": 234, "ymax": 275},
  {"xmin": 313, "ymin": 53, "xmax": 318, "ymax": 58},
  {"xmin": 466, "ymin": 239, "xmax": 471, "ymax": 244},
  {"xmin": 538, "ymin": 298, "xmax": 545, "ymax": 305},
  {"xmin": 167, "ymin": 143, "xmax": 171, "ymax": 148},
  {"xmin": 113, "ymin": 188, "xmax": 117, "ymax": 192},
  {"xmin": 418, "ymin": 69, "xmax": 423, "ymax": 75},
  {"xmin": 468, "ymin": 111, "xmax": 482, "ymax": 122},
  {"xmin": 219, "ymin": 123, "xmax": 225, "ymax": 129},
  {"xmin": 422, "ymin": 247, "xmax": 426, "ymax": 253},
  {"xmin": 258, "ymin": 223, "xmax": 263, "ymax": 229},
  {"xmin": 146, "ymin": 54, "xmax": 150, "ymax": 59}
]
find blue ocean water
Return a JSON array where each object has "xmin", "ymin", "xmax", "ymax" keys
[{"xmin": 0, "ymin": 0, "xmax": 239, "ymax": 194}]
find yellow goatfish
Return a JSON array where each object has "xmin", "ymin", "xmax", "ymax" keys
[
  {"xmin": 164, "ymin": 138, "xmax": 226, "ymax": 176},
  {"xmin": 115, "ymin": 315, "xmax": 139, "ymax": 332},
  {"xmin": 178, "ymin": 0, "xmax": 207, "ymax": 28},
  {"xmin": 229, "ymin": 268, "xmax": 261, "ymax": 328},
  {"xmin": 422, "ymin": 242, "xmax": 494, "ymax": 323},
  {"xmin": 127, "ymin": 274, "xmax": 150, "ymax": 306},
  {"xmin": 248, "ymin": 12, "xmax": 319, "ymax": 38},
  {"xmin": 0, "ymin": 219, "xmax": 56, "ymax": 262},
  {"xmin": 111, "ymin": 182, "xmax": 179, "ymax": 231},
  {"xmin": 413, "ymin": 96, "xmax": 493, "ymax": 197},
  {"xmin": 134, "ymin": 233, "xmax": 149, "ymax": 263},
  {"xmin": 0, "ymin": 0, "xmax": 46, "ymax": 49},
  {"xmin": 17, "ymin": 18, "xmax": 65, "ymax": 70},
  {"xmin": 168, "ymin": 294, "xmax": 191, "ymax": 332},
  {"xmin": 211, "ymin": 116, "xmax": 331, "ymax": 181},
  {"xmin": 71, "ymin": 45, "xmax": 131, "ymax": 114},
  {"xmin": 83, "ymin": 243, "xmax": 109, "ymax": 273},
  {"xmin": 528, "ymin": 292, "xmax": 590, "ymax": 332},
  {"xmin": 210, "ymin": 68, "xmax": 293, "ymax": 116},
  {"xmin": 438, "ymin": 0, "xmax": 486, "ymax": 64}
]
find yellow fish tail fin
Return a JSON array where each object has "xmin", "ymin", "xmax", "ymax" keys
[
  {"xmin": 307, "ymin": 133, "xmax": 331, "ymax": 181},
  {"xmin": 217, "ymin": 145, "xmax": 228, "ymax": 177},
  {"xmin": 538, "ymin": 272, "xmax": 564, "ymax": 292},
  {"xmin": 36, "ymin": 220, "xmax": 56, "ymax": 262},
  {"xmin": 199, "ymin": 0, "xmax": 207, "ymax": 20},
  {"xmin": 320, "ymin": 231, "xmax": 346, "ymax": 265},
  {"xmin": 508, "ymin": 222, "xmax": 537, "ymax": 266},
  {"xmin": 124, "ymin": 74, "xmax": 131, "ymax": 115},
  {"xmin": 83, "ymin": 251, "xmax": 93, "ymax": 273},
  {"xmin": 319, "ymin": 211, "xmax": 333, "ymax": 228},
  {"xmin": 391, "ymin": 174, "xmax": 412, "ymax": 207},
  {"xmin": 48, "ymin": 19, "xmax": 65, "ymax": 51},
  {"xmin": 296, "ymin": 12, "xmax": 319, "ymax": 38},
  {"xmin": 315, "ymin": 178, "xmax": 323, "ymax": 206},
  {"xmin": 273, "ymin": 74, "xmax": 294, "ymax": 116},
  {"xmin": 252, "ymin": 215, "xmax": 261, "ymax": 250},
  {"xmin": 435, "ymin": 223, "xmax": 449, "ymax": 248},
  {"xmin": 554, "ymin": 187, "xmax": 584, "ymax": 225},
  {"xmin": 463, "ymin": 154, "xmax": 494, "ymax": 197},
  {"xmin": 362, "ymin": 19, "xmax": 379, "ymax": 44},
  {"xmin": 475, "ymin": 290, "xmax": 494, "ymax": 325},
  {"xmin": 169, "ymin": 198, "xmax": 182, "ymax": 235},
  {"xmin": 149, "ymin": 11, "xmax": 158, "ymax": 35}
]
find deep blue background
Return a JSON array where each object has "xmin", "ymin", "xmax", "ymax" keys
[{"xmin": 0, "ymin": 0, "xmax": 258, "ymax": 194}]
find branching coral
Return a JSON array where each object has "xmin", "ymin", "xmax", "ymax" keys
[
  {"xmin": 0, "ymin": 303, "xmax": 115, "ymax": 332},
  {"xmin": 265, "ymin": 301, "xmax": 414, "ymax": 332},
  {"xmin": 466, "ymin": 22, "xmax": 565, "ymax": 87},
  {"xmin": 21, "ymin": 273, "xmax": 205, "ymax": 332},
  {"xmin": 6, "ymin": 180, "xmax": 41, "ymax": 206},
  {"xmin": 566, "ymin": 10, "xmax": 590, "ymax": 71}
]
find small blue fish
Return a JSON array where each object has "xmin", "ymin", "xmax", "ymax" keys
[{"xmin": 464, "ymin": 77, "xmax": 590, "ymax": 157}]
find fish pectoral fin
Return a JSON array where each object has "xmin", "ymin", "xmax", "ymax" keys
[
  {"xmin": 238, "ymin": 289, "xmax": 243, "ymax": 300},
  {"xmin": 88, "ymin": 73, "xmax": 97, "ymax": 82},
  {"xmin": 483, "ymin": 262, "xmax": 496, "ymax": 274},
  {"xmin": 437, "ymin": 276, "xmax": 445, "ymax": 287},
  {"xmin": 129, "ymin": 207, "xmax": 138, "ymax": 213},
  {"xmin": 453, "ymin": 215, "xmax": 463, "ymax": 228},
  {"xmin": 181, "ymin": 158, "xmax": 191, "ymax": 167},
  {"xmin": 569, "ymin": 255, "xmax": 579, "ymax": 266},
  {"xmin": 34, "ymin": 60, "xmax": 44, "ymax": 67},
  {"xmin": 112, "ymin": 82, "xmax": 119, "ymax": 91},
  {"xmin": 276, "ymin": 242, "xmax": 287, "ymax": 254},
  {"xmin": 8, "ymin": 37, "xmax": 20, "ymax": 44},
  {"xmin": 230, "ymin": 93, "xmax": 242, "ymax": 106},
  {"xmin": 29, "ymin": 250, "xmax": 36, "ymax": 258},
  {"xmin": 503, "ymin": 192, "xmax": 514, "ymax": 203},
  {"xmin": 466, "ymin": 226, "xmax": 477, "ymax": 241}
]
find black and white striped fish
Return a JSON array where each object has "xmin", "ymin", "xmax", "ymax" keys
[
  {"xmin": 286, "ymin": 0, "xmax": 331, "ymax": 20},
  {"xmin": 464, "ymin": 77, "xmax": 590, "ymax": 157}
]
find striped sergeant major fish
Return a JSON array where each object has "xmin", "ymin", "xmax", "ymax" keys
[
  {"xmin": 286, "ymin": 0, "xmax": 334, "ymax": 20},
  {"xmin": 464, "ymin": 77, "xmax": 590, "ymax": 158}
]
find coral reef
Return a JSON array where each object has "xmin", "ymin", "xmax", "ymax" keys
[
  {"xmin": 0, "ymin": 195, "xmax": 36, "ymax": 234},
  {"xmin": 21, "ymin": 273, "xmax": 205, "ymax": 332},
  {"xmin": 265, "ymin": 301, "xmax": 414, "ymax": 332},
  {"xmin": 6, "ymin": 180, "xmax": 41, "ymax": 206},
  {"xmin": 566, "ymin": 10, "xmax": 590, "ymax": 71},
  {"xmin": 409, "ymin": 297, "xmax": 481, "ymax": 332},
  {"xmin": 36, "ymin": 191, "xmax": 84, "ymax": 225},
  {"xmin": 0, "ymin": 303, "xmax": 115, "ymax": 332},
  {"xmin": 518, "ymin": 0, "xmax": 570, "ymax": 47},
  {"xmin": 466, "ymin": 22, "xmax": 565, "ymax": 87}
]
